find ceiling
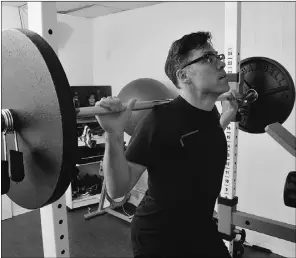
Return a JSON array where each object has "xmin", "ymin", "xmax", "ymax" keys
[{"xmin": 1, "ymin": 1, "xmax": 163, "ymax": 18}]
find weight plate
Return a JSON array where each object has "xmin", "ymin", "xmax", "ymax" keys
[
  {"xmin": 239, "ymin": 57, "xmax": 295, "ymax": 134},
  {"xmin": 2, "ymin": 29, "xmax": 78, "ymax": 209}
]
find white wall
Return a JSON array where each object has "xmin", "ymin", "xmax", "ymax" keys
[
  {"xmin": 1, "ymin": 5, "xmax": 93, "ymax": 216},
  {"xmin": 92, "ymin": 2, "xmax": 296, "ymax": 257},
  {"xmin": 1, "ymin": 6, "xmax": 23, "ymax": 29},
  {"xmin": 92, "ymin": 2, "xmax": 225, "ymax": 95},
  {"xmin": 55, "ymin": 14, "xmax": 93, "ymax": 86},
  {"xmin": 2, "ymin": 5, "xmax": 94, "ymax": 86}
]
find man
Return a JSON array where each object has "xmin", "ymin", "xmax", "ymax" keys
[{"xmin": 95, "ymin": 31, "xmax": 239, "ymax": 257}]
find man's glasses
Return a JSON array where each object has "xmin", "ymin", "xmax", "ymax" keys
[{"xmin": 181, "ymin": 53, "xmax": 225, "ymax": 69}]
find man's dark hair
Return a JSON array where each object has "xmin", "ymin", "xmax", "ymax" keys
[{"xmin": 164, "ymin": 31, "xmax": 212, "ymax": 88}]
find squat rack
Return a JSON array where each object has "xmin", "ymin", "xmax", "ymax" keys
[
  {"xmin": 218, "ymin": 2, "xmax": 295, "ymax": 257},
  {"xmin": 24, "ymin": 2, "xmax": 295, "ymax": 258},
  {"xmin": 27, "ymin": 2, "xmax": 70, "ymax": 257}
]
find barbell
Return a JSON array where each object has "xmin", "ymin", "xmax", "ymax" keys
[{"xmin": 1, "ymin": 28, "xmax": 295, "ymax": 210}]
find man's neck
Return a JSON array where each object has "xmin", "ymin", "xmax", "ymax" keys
[{"xmin": 179, "ymin": 87, "xmax": 218, "ymax": 111}]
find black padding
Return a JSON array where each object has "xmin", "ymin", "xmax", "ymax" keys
[{"xmin": 284, "ymin": 171, "xmax": 296, "ymax": 208}]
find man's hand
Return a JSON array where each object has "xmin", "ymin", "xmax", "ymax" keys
[
  {"xmin": 95, "ymin": 97, "xmax": 137, "ymax": 135},
  {"xmin": 220, "ymin": 89, "xmax": 241, "ymax": 130}
]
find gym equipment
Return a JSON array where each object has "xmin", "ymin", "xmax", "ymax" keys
[
  {"xmin": 84, "ymin": 170, "xmax": 133, "ymax": 222},
  {"xmin": 76, "ymin": 81, "xmax": 256, "ymax": 119},
  {"xmin": 1, "ymin": 28, "xmax": 296, "ymax": 210},
  {"xmin": 283, "ymin": 171, "xmax": 296, "ymax": 208},
  {"xmin": 76, "ymin": 78, "xmax": 255, "ymax": 117},
  {"xmin": 218, "ymin": 4, "xmax": 296, "ymax": 258},
  {"xmin": 118, "ymin": 79, "xmax": 258, "ymax": 136},
  {"xmin": 2, "ymin": 132, "xmax": 10, "ymax": 195},
  {"xmin": 238, "ymin": 57, "xmax": 295, "ymax": 134},
  {"xmin": 2, "ymin": 28, "xmax": 77, "ymax": 209},
  {"xmin": 265, "ymin": 122, "xmax": 296, "ymax": 157},
  {"xmin": 265, "ymin": 123, "xmax": 296, "ymax": 208},
  {"xmin": 265, "ymin": 122, "xmax": 296, "ymax": 207}
]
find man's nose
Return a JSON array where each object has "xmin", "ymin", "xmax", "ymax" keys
[{"xmin": 217, "ymin": 59, "xmax": 226, "ymax": 70}]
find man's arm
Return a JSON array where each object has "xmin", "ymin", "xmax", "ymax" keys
[
  {"xmin": 103, "ymin": 132, "xmax": 147, "ymax": 199},
  {"xmin": 94, "ymin": 97, "xmax": 149, "ymax": 199},
  {"xmin": 219, "ymin": 89, "xmax": 240, "ymax": 130},
  {"xmin": 220, "ymin": 110, "xmax": 236, "ymax": 130},
  {"xmin": 96, "ymin": 97, "xmax": 156, "ymax": 200}
]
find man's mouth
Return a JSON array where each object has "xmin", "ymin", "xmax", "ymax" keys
[{"xmin": 219, "ymin": 74, "xmax": 227, "ymax": 80}]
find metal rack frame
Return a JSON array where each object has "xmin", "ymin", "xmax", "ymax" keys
[
  {"xmin": 217, "ymin": 3, "xmax": 296, "ymax": 256},
  {"xmin": 27, "ymin": 3, "xmax": 70, "ymax": 257}
]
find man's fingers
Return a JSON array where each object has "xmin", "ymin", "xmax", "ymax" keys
[
  {"xmin": 95, "ymin": 96, "xmax": 137, "ymax": 113},
  {"xmin": 222, "ymin": 91, "xmax": 235, "ymax": 101},
  {"xmin": 99, "ymin": 101, "xmax": 113, "ymax": 110},
  {"xmin": 231, "ymin": 89, "xmax": 243, "ymax": 99},
  {"xmin": 95, "ymin": 97, "xmax": 124, "ymax": 112}
]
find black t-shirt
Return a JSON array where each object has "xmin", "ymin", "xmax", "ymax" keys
[{"xmin": 126, "ymin": 95, "xmax": 228, "ymax": 255}]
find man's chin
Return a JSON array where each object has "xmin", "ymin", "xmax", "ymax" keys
[{"xmin": 217, "ymin": 83, "xmax": 230, "ymax": 94}]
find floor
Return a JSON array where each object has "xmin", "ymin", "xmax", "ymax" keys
[{"xmin": 1, "ymin": 204, "xmax": 286, "ymax": 258}]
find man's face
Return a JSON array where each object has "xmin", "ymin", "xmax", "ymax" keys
[{"xmin": 182, "ymin": 45, "xmax": 229, "ymax": 94}]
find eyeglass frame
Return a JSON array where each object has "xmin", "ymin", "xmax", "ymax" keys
[{"xmin": 181, "ymin": 52, "xmax": 225, "ymax": 69}]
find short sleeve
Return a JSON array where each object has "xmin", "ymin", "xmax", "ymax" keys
[{"xmin": 125, "ymin": 111, "xmax": 156, "ymax": 167}]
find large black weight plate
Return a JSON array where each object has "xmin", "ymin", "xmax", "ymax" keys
[
  {"xmin": 239, "ymin": 57, "xmax": 295, "ymax": 134},
  {"xmin": 2, "ymin": 29, "xmax": 78, "ymax": 209}
]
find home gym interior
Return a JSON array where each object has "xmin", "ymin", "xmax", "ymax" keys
[{"xmin": 1, "ymin": 1, "xmax": 295, "ymax": 258}]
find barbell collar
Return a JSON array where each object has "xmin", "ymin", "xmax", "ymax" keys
[
  {"xmin": 241, "ymin": 89, "xmax": 258, "ymax": 104},
  {"xmin": 1, "ymin": 109, "xmax": 14, "ymax": 134}
]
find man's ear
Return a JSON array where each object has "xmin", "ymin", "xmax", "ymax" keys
[{"xmin": 176, "ymin": 69, "xmax": 189, "ymax": 83}]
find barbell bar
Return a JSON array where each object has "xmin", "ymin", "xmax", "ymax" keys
[
  {"xmin": 75, "ymin": 89, "xmax": 258, "ymax": 117},
  {"xmin": 1, "ymin": 28, "xmax": 295, "ymax": 209},
  {"xmin": 1, "ymin": 87, "xmax": 257, "ymax": 138}
]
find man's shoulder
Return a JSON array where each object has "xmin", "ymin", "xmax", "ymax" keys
[
  {"xmin": 140, "ymin": 101, "xmax": 176, "ymax": 127},
  {"xmin": 133, "ymin": 97, "xmax": 182, "ymax": 141}
]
